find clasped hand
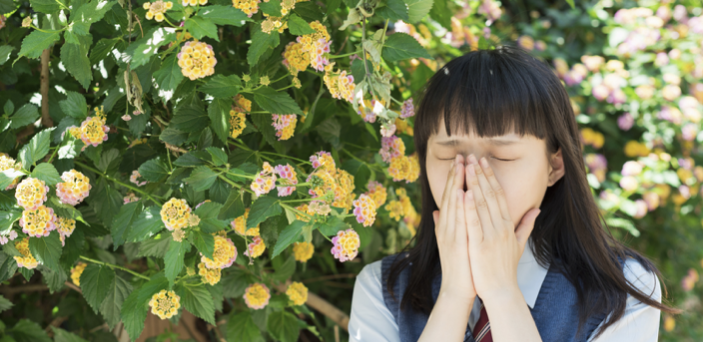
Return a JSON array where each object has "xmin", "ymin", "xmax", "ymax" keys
[{"xmin": 433, "ymin": 154, "xmax": 541, "ymax": 304}]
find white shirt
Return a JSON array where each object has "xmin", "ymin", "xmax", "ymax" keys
[{"xmin": 348, "ymin": 237, "xmax": 662, "ymax": 342}]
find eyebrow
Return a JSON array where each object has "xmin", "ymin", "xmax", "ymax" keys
[{"xmin": 434, "ymin": 137, "xmax": 519, "ymax": 147}]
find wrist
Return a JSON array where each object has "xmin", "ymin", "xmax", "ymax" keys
[
  {"xmin": 439, "ymin": 285, "xmax": 477, "ymax": 304},
  {"xmin": 480, "ymin": 287, "xmax": 524, "ymax": 306}
]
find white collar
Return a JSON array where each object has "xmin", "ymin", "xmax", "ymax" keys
[{"xmin": 517, "ymin": 236, "xmax": 550, "ymax": 309}]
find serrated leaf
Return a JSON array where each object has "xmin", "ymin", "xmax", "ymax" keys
[
  {"xmin": 260, "ymin": 0, "xmax": 281, "ymax": 16},
  {"xmin": 89, "ymin": 38, "xmax": 118, "ymax": 65},
  {"xmin": 59, "ymin": 91, "xmax": 88, "ymax": 119},
  {"xmin": 51, "ymin": 327, "xmax": 89, "ymax": 342},
  {"xmin": 71, "ymin": 0, "xmax": 116, "ymax": 29},
  {"xmin": 227, "ymin": 311, "xmax": 264, "ymax": 342},
  {"xmin": 171, "ymin": 103, "xmax": 209, "ymax": 133},
  {"xmin": 377, "ymin": 0, "xmax": 409, "ymax": 21},
  {"xmin": 18, "ymin": 30, "xmax": 61, "ymax": 60},
  {"xmin": 80, "ymin": 264, "xmax": 116, "ymax": 313},
  {"xmin": 205, "ymin": 147, "xmax": 228, "ymax": 166},
  {"xmin": 199, "ymin": 5, "xmax": 250, "ymax": 26},
  {"xmin": 61, "ymin": 32, "xmax": 92, "ymax": 89},
  {"xmin": 154, "ymin": 53, "xmax": 184, "ymax": 95},
  {"xmin": 0, "ymin": 45, "xmax": 13, "ymax": 65},
  {"xmin": 89, "ymin": 177, "xmax": 123, "ymax": 226},
  {"xmin": 404, "ymin": 0, "xmax": 433, "ymax": 23},
  {"xmin": 159, "ymin": 127, "xmax": 189, "ymax": 146},
  {"xmin": 253, "ymin": 86, "xmax": 303, "ymax": 115},
  {"xmin": 382, "ymin": 32, "xmax": 431, "ymax": 62},
  {"xmin": 38, "ymin": 264, "xmax": 66, "ymax": 293},
  {"xmin": 184, "ymin": 166, "xmax": 218, "ymax": 192},
  {"xmin": 195, "ymin": 201, "xmax": 228, "ymax": 233},
  {"xmin": 127, "ymin": 205, "xmax": 164, "ymax": 242},
  {"xmin": 247, "ymin": 26, "xmax": 280, "ymax": 66},
  {"xmin": 287, "ymin": 14, "xmax": 316, "ymax": 35},
  {"xmin": 137, "ymin": 233, "xmax": 172, "ymax": 258},
  {"xmin": 30, "ymin": 163, "xmax": 61, "ymax": 185},
  {"xmin": 176, "ymin": 283, "xmax": 216, "ymax": 324},
  {"xmin": 130, "ymin": 27, "xmax": 176, "ymax": 68},
  {"xmin": 111, "ymin": 201, "xmax": 142, "ymax": 249},
  {"xmin": 266, "ymin": 311, "xmax": 300, "ymax": 342},
  {"xmin": 99, "ymin": 275, "xmax": 133, "ymax": 329},
  {"xmin": 199, "ymin": 74, "xmax": 241, "ymax": 98},
  {"xmin": 207, "ymin": 98, "xmax": 230, "ymax": 145},
  {"xmin": 164, "ymin": 239, "xmax": 190, "ymax": 287},
  {"xmin": 30, "ymin": 0, "xmax": 62, "ymax": 13},
  {"xmin": 120, "ymin": 286, "xmax": 147, "ymax": 341},
  {"xmin": 185, "ymin": 15, "xmax": 219, "ymax": 41},
  {"xmin": 138, "ymin": 158, "xmax": 169, "ymax": 182},
  {"xmin": 9, "ymin": 320, "xmax": 51, "ymax": 342},
  {"xmin": 0, "ymin": 294, "xmax": 13, "ymax": 312},
  {"xmin": 272, "ymin": 220, "xmax": 305, "ymax": 259},
  {"xmin": 189, "ymin": 230, "xmax": 214, "ymax": 260},
  {"xmin": 10, "ymin": 103, "xmax": 39, "ymax": 129},
  {"xmin": 28, "ymin": 232, "xmax": 63, "ymax": 273},
  {"xmin": 18, "ymin": 128, "xmax": 54, "ymax": 167},
  {"xmin": 247, "ymin": 193, "xmax": 281, "ymax": 229}
]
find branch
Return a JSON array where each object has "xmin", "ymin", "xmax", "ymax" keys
[{"xmin": 40, "ymin": 48, "xmax": 54, "ymax": 127}]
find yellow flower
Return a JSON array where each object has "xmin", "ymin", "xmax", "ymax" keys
[
  {"xmin": 182, "ymin": 0, "xmax": 206, "ymax": 6},
  {"xmin": 286, "ymin": 281, "xmax": 308, "ymax": 306},
  {"xmin": 177, "ymin": 40, "xmax": 217, "ymax": 81},
  {"xmin": 234, "ymin": 94, "xmax": 251, "ymax": 112},
  {"xmin": 144, "ymin": 0, "xmax": 173, "ymax": 21},
  {"xmin": 149, "ymin": 290, "xmax": 181, "ymax": 320},
  {"xmin": 385, "ymin": 200, "xmax": 404, "ymax": 221},
  {"xmin": 365, "ymin": 180, "xmax": 387, "ymax": 208},
  {"xmin": 56, "ymin": 216, "xmax": 76, "ymax": 245},
  {"xmin": 198, "ymin": 262, "xmax": 221, "ymax": 285},
  {"xmin": 388, "ymin": 155, "xmax": 413, "ymax": 182},
  {"xmin": 13, "ymin": 238, "xmax": 38, "ymax": 269},
  {"xmin": 323, "ymin": 62, "xmax": 356, "ymax": 103},
  {"xmin": 331, "ymin": 228, "xmax": 360, "ymax": 262},
  {"xmin": 243, "ymin": 283, "xmax": 270, "ymax": 309},
  {"xmin": 282, "ymin": 41, "xmax": 310, "ymax": 76},
  {"xmin": 244, "ymin": 236, "xmax": 266, "ymax": 258},
  {"xmin": 70, "ymin": 262, "xmax": 88, "ymax": 286},
  {"xmin": 294, "ymin": 204, "xmax": 315, "ymax": 222},
  {"xmin": 160, "ymin": 198, "xmax": 192, "ymax": 231},
  {"xmin": 293, "ymin": 241, "xmax": 314, "ymax": 262},
  {"xmin": 201, "ymin": 235, "xmax": 237, "ymax": 269},
  {"xmin": 56, "ymin": 169, "xmax": 91, "ymax": 206},
  {"xmin": 0, "ymin": 153, "xmax": 22, "ymax": 190},
  {"xmin": 663, "ymin": 315, "xmax": 675, "ymax": 332},
  {"xmin": 332, "ymin": 168, "xmax": 355, "ymax": 210},
  {"xmin": 80, "ymin": 115, "xmax": 109, "ymax": 148},
  {"xmin": 232, "ymin": 0, "xmax": 261, "ymax": 17},
  {"xmin": 231, "ymin": 208, "xmax": 261, "ymax": 236},
  {"xmin": 624, "ymin": 141, "xmax": 650, "ymax": 157},
  {"xmin": 15, "ymin": 177, "xmax": 49, "ymax": 210},
  {"xmin": 19, "ymin": 205, "xmax": 56, "ymax": 238}
]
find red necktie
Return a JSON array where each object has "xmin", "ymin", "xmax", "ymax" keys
[{"xmin": 472, "ymin": 298, "xmax": 493, "ymax": 342}]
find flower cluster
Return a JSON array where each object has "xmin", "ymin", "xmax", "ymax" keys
[
  {"xmin": 261, "ymin": 15, "xmax": 288, "ymax": 34},
  {"xmin": 323, "ymin": 62, "xmax": 355, "ymax": 103},
  {"xmin": 271, "ymin": 114, "xmax": 297, "ymax": 141},
  {"xmin": 624, "ymin": 140, "xmax": 650, "ymax": 157},
  {"xmin": 80, "ymin": 108, "xmax": 110, "ymax": 149},
  {"xmin": 124, "ymin": 193, "xmax": 140, "ymax": 204},
  {"xmin": 56, "ymin": 169, "xmax": 91, "ymax": 206},
  {"xmin": 149, "ymin": 290, "xmax": 181, "ymax": 320},
  {"xmin": 231, "ymin": 208, "xmax": 261, "ymax": 236},
  {"xmin": 228, "ymin": 94, "xmax": 250, "ymax": 139},
  {"xmin": 580, "ymin": 128, "xmax": 604, "ymax": 149},
  {"xmin": 56, "ymin": 217, "xmax": 77, "ymax": 246},
  {"xmin": 70, "ymin": 262, "xmax": 88, "ymax": 286},
  {"xmin": 309, "ymin": 151, "xmax": 335, "ymax": 171},
  {"xmin": 365, "ymin": 180, "xmax": 388, "ymax": 209},
  {"xmin": 232, "ymin": 0, "xmax": 261, "ymax": 18},
  {"xmin": 681, "ymin": 268, "xmax": 699, "ymax": 291},
  {"xmin": 250, "ymin": 161, "xmax": 277, "ymax": 197},
  {"xmin": 294, "ymin": 203, "xmax": 316, "ymax": 222},
  {"xmin": 584, "ymin": 153, "xmax": 608, "ymax": 182},
  {"xmin": 129, "ymin": 170, "xmax": 148, "ymax": 187},
  {"xmin": 143, "ymin": 0, "xmax": 173, "ymax": 21},
  {"xmin": 385, "ymin": 188, "xmax": 419, "ymax": 236},
  {"xmin": 201, "ymin": 235, "xmax": 237, "ymax": 269},
  {"xmin": 182, "ymin": 0, "xmax": 206, "ymax": 6},
  {"xmin": 0, "ymin": 154, "xmax": 21, "ymax": 190},
  {"xmin": 356, "ymin": 99, "xmax": 378, "ymax": 123},
  {"xmin": 285, "ymin": 281, "xmax": 308, "ymax": 306},
  {"xmin": 332, "ymin": 168, "xmax": 355, "ymax": 210},
  {"xmin": 330, "ymin": 228, "xmax": 360, "ymax": 262},
  {"xmin": 293, "ymin": 241, "xmax": 314, "ymax": 262},
  {"xmin": 14, "ymin": 238, "xmax": 38, "ymax": 269},
  {"xmin": 380, "ymin": 136, "xmax": 405, "ymax": 163},
  {"xmin": 243, "ymin": 235, "xmax": 266, "ymax": 259},
  {"xmin": 400, "ymin": 98, "xmax": 415, "ymax": 118},
  {"xmin": 160, "ymin": 198, "xmax": 193, "ymax": 231},
  {"xmin": 273, "ymin": 163, "xmax": 298, "ymax": 196},
  {"xmin": 243, "ymin": 283, "xmax": 270, "ymax": 310},
  {"xmin": 282, "ymin": 42, "xmax": 310, "ymax": 76},
  {"xmin": 177, "ymin": 41, "xmax": 217, "ymax": 81},
  {"xmin": 198, "ymin": 262, "xmax": 222, "ymax": 285},
  {"xmin": 0, "ymin": 230, "xmax": 18, "ymax": 245},
  {"xmin": 15, "ymin": 177, "xmax": 49, "ymax": 210},
  {"xmin": 296, "ymin": 21, "xmax": 331, "ymax": 71},
  {"xmin": 388, "ymin": 153, "xmax": 420, "ymax": 183},
  {"xmin": 353, "ymin": 194, "xmax": 377, "ymax": 227},
  {"xmin": 19, "ymin": 205, "xmax": 56, "ymax": 238}
]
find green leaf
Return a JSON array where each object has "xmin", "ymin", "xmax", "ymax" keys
[
  {"xmin": 205, "ymin": 147, "xmax": 228, "ymax": 166},
  {"xmin": 184, "ymin": 166, "xmax": 218, "ymax": 192},
  {"xmin": 100, "ymin": 275, "xmax": 133, "ymax": 329},
  {"xmin": 382, "ymin": 32, "xmax": 431, "ymax": 62},
  {"xmin": 428, "ymin": 0, "xmax": 449, "ymax": 29},
  {"xmin": 127, "ymin": 206, "xmax": 165, "ymax": 242},
  {"xmin": 30, "ymin": 0, "xmax": 62, "ymax": 13},
  {"xmin": 10, "ymin": 104, "xmax": 39, "ymax": 129},
  {"xmin": 3, "ymin": 99, "xmax": 12, "ymax": 115},
  {"xmin": 260, "ymin": 0, "xmax": 281, "ymax": 16},
  {"xmin": 247, "ymin": 193, "xmax": 282, "ymax": 229},
  {"xmin": 90, "ymin": 38, "xmax": 118, "ymax": 65},
  {"xmin": 9, "ymin": 320, "xmax": 51, "ymax": 342},
  {"xmin": 566, "ymin": 0, "xmax": 575, "ymax": 9},
  {"xmin": 266, "ymin": 311, "xmax": 300, "ymax": 342},
  {"xmin": 138, "ymin": 158, "xmax": 169, "ymax": 182},
  {"xmin": 71, "ymin": 0, "xmax": 116, "ymax": 30},
  {"xmin": 165, "ymin": 239, "xmax": 190, "ymax": 287},
  {"xmin": 288, "ymin": 14, "xmax": 316, "ymax": 35},
  {"xmin": 195, "ymin": 201, "xmax": 228, "ymax": 233},
  {"xmin": 18, "ymin": 30, "xmax": 61, "ymax": 60},
  {"xmin": 272, "ymin": 220, "xmax": 306, "ymax": 259},
  {"xmin": 253, "ymin": 86, "xmax": 303, "ymax": 115},
  {"xmin": 0, "ymin": 294, "xmax": 13, "ymax": 313},
  {"xmin": 80, "ymin": 264, "xmax": 116, "ymax": 313},
  {"xmin": 207, "ymin": 98, "xmax": 230, "ymax": 145},
  {"xmin": 51, "ymin": 327, "xmax": 89, "ymax": 342},
  {"xmin": 198, "ymin": 5, "xmax": 250, "ymax": 26},
  {"xmin": 185, "ymin": 15, "xmax": 220, "ymax": 41},
  {"xmin": 0, "ymin": 45, "xmax": 13, "ymax": 65},
  {"xmin": 377, "ymin": 0, "xmax": 409, "ymax": 21},
  {"xmin": 30, "ymin": 163, "xmax": 61, "ymax": 185},
  {"xmin": 176, "ymin": 283, "xmax": 216, "ymax": 324},
  {"xmin": 39, "ymin": 264, "xmax": 66, "ymax": 293},
  {"xmin": 130, "ymin": 28, "xmax": 177, "ymax": 68},
  {"xmin": 247, "ymin": 26, "xmax": 279, "ymax": 66},
  {"xmin": 227, "ymin": 311, "xmax": 264, "ymax": 342},
  {"xmin": 89, "ymin": 178, "xmax": 123, "ymax": 226},
  {"xmin": 154, "ymin": 53, "xmax": 184, "ymax": 95},
  {"xmin": 171, "ymin": 103, "xmax": 209, "ymax": 133},
  {"xmin": 120, "ymin": 286, "xmax": 147, "ymax": 341},
  {"xmin": 111, "ymin": 201, "xmax": 142, "ymax": 249},
  {"xmin": 61, "ymin": 32, "xmax": 92, "ymax": 89},
  {"xmin": 18, "ymin": 128, "xmax": 54, "ymax": 167},
  {"xmin": 59, "ymin": 91, "xmax": 88, "ymax": 119},
  {"xmin": 189, "ymin": 230, "xmax": 214, "ymax": 260},
  {"xmin": 137, "ymin": 233, "xmax": 172, "ymax": 258},
  {"xmin": 159, "ymin": 127, "xmax": 189, "ymax": 146},
  {"xmin": 28, "ymin": 232, "xmax": 63, "ymax": 273},
  {"xmin": 403, "ymin": 0, "xmax": 433, "ymax": 24},
  {"xmin": 0, "ymin": 252, "xmax": 18, "ymax": 283},
  {"xmin": 199, "ymin": 74, "xmax": 241, "ymax": 98},
  {"xmin": 0, "ymin": 169, "xmax": 24, "ymax": 191}
]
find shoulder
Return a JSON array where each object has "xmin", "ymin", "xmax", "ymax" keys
[
  {"xmin": 621, "ymin": 257, "xmax": 661, "ymax": 302},
  {"xmin": 348, "ymin": 259, "xmax": 401, "ymax": 342}
]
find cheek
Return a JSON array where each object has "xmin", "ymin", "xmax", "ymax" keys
[
  {"xmin": 427, "ymin": 166, "xmax": 451, "ymax": 209},
  {"xmin": 493, "ymin": 163, "xmax": 549, "ymax": 226}
]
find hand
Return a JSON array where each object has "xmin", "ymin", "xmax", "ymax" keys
[
  {"xmin": 433, "ymin": 154, "xmax": 477, "ymax": 302},
  {"xmin": 464, "ymin": 154, "xmax": 541, "ymax": 302}
]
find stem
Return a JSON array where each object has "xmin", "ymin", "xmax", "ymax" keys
[
  {"xmin": 74, "ymin": 161, "xmax": 164, "ymax": 206},
  {"xmin": 279, "ymin": 202, "xmax": 314, "ymax": 220},
  {"xmin": 46, "ymin": 142, "xmax": 60, "ymax": 164},
  {"xmin": 259, "ymin": 151, "xmax": 310, "ymax": 164},
  {"xmin": 79, "ymin": 255, "xmax": 150, "ymax": 280},
  {"xmin": 361, "ymin": 18, "xmax": 371, "ymax": 80},
  {"xmin": 216, "ymin": 168, "xmax": 256, "ymax": 180},
  {"xmin": 30, "ymin": 25, "xmax": 66, "ymax": 33},
  {"xmin": 276, "ymin": 84, "xmax": 294, "ymax": 91},
  {"xmin": 326, "ymin": 49, "xmax": 362, "ymax": 59},
  {"xmin": 217, "ymin": 173, "xmax": 244, "ymax": 191}
]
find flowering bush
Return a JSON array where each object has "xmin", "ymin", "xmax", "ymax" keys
[{"xmin": 0, "ymin": 0, "xmax": 700, "ymax": 339}]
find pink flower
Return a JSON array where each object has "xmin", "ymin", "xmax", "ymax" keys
[
  {"xmin": 682, "ymin": 123, "xmax": 698, "ymax": 141},
  {"xmin": 400, "ymin": 98, "xmax": 415, "ymax": 118},
  {"xmin": 129, "ymin": 170, "xmax": 148, "ymax": 187},
  {"xmin": 330, "ymin": 228, "xmax": 360, "ymax": 262},
  {"xmin": 379, "ymin": 136, "xmax": 405, "ymax": 163},
  {"xmin": 633, "ymin": 199, "xmax": 647, "ymax": 219},
  {"xmin": 380, "ymin": 121, "xmax": 396, "ymax": 138},
  {"xmin": 617, "ymin": 112, "xmax": 634, "ymax": 131},
  {"xmin": 250, "ymin": 162, "xmax": 277, "ymax": 197},
  {"xmin": 352, "ymin": 194, "xmax": 377, "ymax": 227},
  {"xmin": 621, "ymin": 161, "xmax": 643, "ymax": 177},
  {"xmin": 273, "ymin": 163, "xmax": 298, "ymax": 197}
]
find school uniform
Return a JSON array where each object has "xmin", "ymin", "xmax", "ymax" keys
[{"xmin": 348, "ymin": 236, "xmax": 662, "ymax": 342}]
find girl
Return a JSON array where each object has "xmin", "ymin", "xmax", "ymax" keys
[{"xmin": 347, "ymin": 45, "xmax": 680, "ymax": 342}]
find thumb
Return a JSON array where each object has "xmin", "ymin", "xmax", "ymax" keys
[
  {"xmin": 432, "ymin": 210, "xmax": 439, "ymax": 226},
  {"xmin": 515, "ymin": 208, "xmax": 540, "ymax": 248}
]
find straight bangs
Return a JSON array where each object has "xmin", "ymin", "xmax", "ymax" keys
[{"xmin": 414, "ymin": 47, "xmax": 564, "ymax": 151}]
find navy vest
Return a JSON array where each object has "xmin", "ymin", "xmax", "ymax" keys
[{"xmin": 381, "ymin": 252, "xmax": 625, "ymax": 342}]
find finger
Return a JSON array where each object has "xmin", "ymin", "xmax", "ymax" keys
[
  {"xmin": 466, "ymin": 158, "xmax": 495, "ymax": 238},
  {"xmin": 478, "ymin": 156, "xmax": 512, "ymax": 225},
  {"xmin": 454, "ymin": 186, "xmax": 466, "ymax": 243},
  {"xmin": 445, "ymin": 155, "xmax": 463, "ymax": 239},
  {"xmin": 439, "ymin": 158, "xmax": 459, "ymax": 238},
  {"xmin": 468, "ymin": 155, "xmax": 502, "ymax": 234},
  {"xmin": 464, "ymin": 189, "xmax": 483, "ymax": 247},
  {"xmin": 515, "ymin": 208, "xmax": 540, "ymax": 248}
]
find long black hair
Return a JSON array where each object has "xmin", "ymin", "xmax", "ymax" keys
[{"xmin": 385, "ymin": 44, "xmax": 681, "ymax": 339}]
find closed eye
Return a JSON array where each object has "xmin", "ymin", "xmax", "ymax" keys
[{"xmin": 438, "ymin": 157, "xmax": 516, "ymax": 162}]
